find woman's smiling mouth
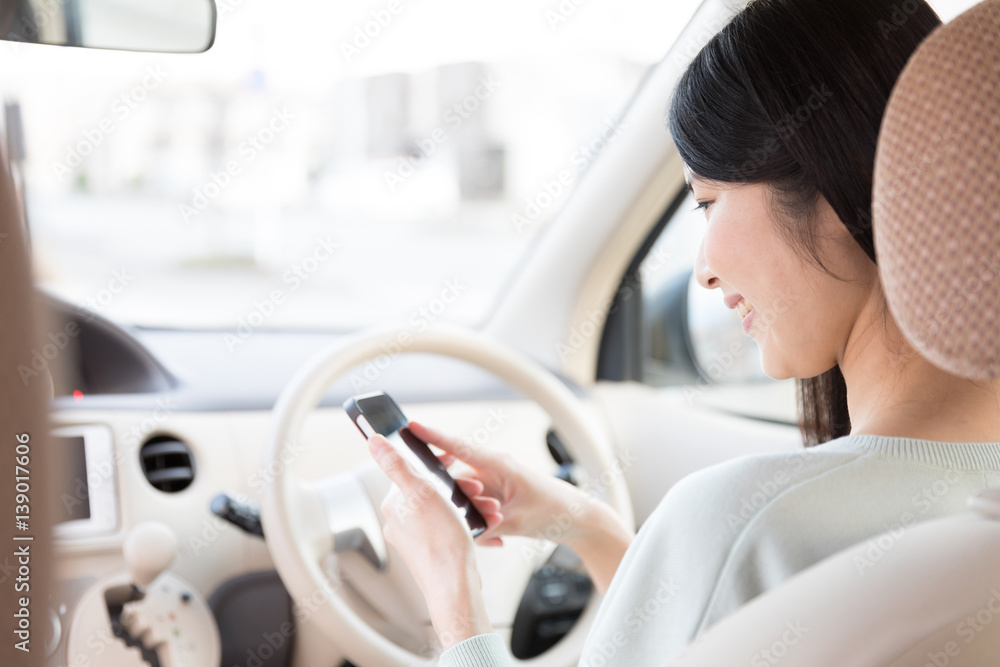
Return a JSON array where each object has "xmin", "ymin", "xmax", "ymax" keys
[
  {"xmin": 736, "ymin": 300, "xmax": 756, "ymax": 333},
  {"xmin": 724, "ymin": 293, "xmax": 758, "ymax": 334}
]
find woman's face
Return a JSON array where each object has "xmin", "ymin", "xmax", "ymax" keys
[{"xmin": 690, "ymin": 176, "xmax": 878, "ymax": 380}]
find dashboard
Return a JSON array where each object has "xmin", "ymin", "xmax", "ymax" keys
[{"xmin": 43, "ymin": 295, "xmax": 592, "ymax": 666}]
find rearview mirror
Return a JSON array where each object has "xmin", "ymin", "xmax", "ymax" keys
[{"xmin": 1, "ymin": 0, "xmax": 216, "ymax": 53}]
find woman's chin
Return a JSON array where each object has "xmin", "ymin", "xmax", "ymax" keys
[{"xmin": 757, "ymin": 346, "xmax": 794, "ymax": 381}]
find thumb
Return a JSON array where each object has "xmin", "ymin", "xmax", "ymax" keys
[{"xmin": 368, "ymin": 434, "xmax": 418, "ymax": 490}]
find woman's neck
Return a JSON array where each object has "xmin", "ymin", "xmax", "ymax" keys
[{"xmin": 840, "ymin": 291, "xmax": 1000, "ymax": 442}]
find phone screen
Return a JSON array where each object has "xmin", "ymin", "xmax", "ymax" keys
[{"xmin": 345, "ymin": 391, "xmax": 487, "ymax": 537}]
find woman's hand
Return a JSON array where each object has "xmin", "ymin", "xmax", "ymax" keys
[
  {"xmin": 368, "ymin": 432, "xmax": 498, "ymax": 649},
  {"xmin": 407, "ymin": 420, "xmax": 634, "ymax": 593},
  {"xmin": 369, "ymin": 418, "xmax": 635, "ymax": 650}
]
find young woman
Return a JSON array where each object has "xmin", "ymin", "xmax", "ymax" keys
[{"xmin": 367, "ymin": 0, "xmax": 1000, "ymax": 664}]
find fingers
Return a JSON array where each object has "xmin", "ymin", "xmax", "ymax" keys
[
  {"xmin": 373, "ymin": 434, "xmax": 506, "ymax": 547},
  {"xmin": 368, "ymin": 434, "xmax": 420, "ymax": 491},
  {"xmin": 475, "ymin": 510, "xmax": 504, "ymax": 546},
  {"xmin": 456, "ymin": 476, "xmax": 504, "ymax": 544},
  {"xmin": 456, "ymin": 478, "xmax": 501, "ymax": 514},
  {"xmin": 454, "ymin": 476, "xmax": 504, "ymax": 544},
  {"xmin": 409, "ymin": 421, "xmax": 490, "ymax": 466},
  {"xmin": 471, "ymin": 496, "xmax": 501, "ymax": 515},
  {"xmin": 455, "ymin": 477, "xmax": 484, "ymax": 498}
]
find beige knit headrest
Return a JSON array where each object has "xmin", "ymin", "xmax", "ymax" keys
[{"xmin": 873, "ymin": 0, "xmax": 1000, "ymax": 380}]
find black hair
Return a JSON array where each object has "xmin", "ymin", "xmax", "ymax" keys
[{"xmin": 668, "ymin": 0, "xmax": 941, "ymax": 447}]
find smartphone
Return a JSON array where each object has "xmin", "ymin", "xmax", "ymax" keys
[{"xmin": 344, "ymin": 391, "xmax": 487, "ymax": 538}]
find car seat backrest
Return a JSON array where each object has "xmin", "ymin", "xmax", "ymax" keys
[{"xmin": 873, "ymin": 0, "xmax": 1000, "ymax": 380}]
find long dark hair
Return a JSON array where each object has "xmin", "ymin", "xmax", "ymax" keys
[{"xmin": 668, "ymin": 0, "xmax": 941, "ymax": 447}]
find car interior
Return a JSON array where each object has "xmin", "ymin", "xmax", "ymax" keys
[{"xmin": 0, "ymin": 0, "xmax": 997, "ymax": 666}]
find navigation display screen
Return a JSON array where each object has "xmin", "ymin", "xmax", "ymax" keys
[{"xmin": 53, "ymin": 435, "xmax": 91, "ymax": 523}]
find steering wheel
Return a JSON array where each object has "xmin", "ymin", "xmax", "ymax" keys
[{"xmin": 260, "ymin": 324, "xmax": 635, "ymax": 666}]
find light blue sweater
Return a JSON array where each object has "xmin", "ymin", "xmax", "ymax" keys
[{"xmin": 438, "ymin": 434, "xmax": 1000, "ymax": 666}]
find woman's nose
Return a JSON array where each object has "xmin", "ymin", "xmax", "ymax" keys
[{"xmin": 694, "ymin": 239, "xmax": 720, "ymax": 289}]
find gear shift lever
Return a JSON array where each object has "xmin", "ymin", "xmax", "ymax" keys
[
  {"xmin": 105, "ymin": 522, "xmax": 179, "ymax": 667},
  {"xmin": 67, "ymin": 521, "xmax": 221, "ymax": 667},
  {"xmin": 123, "ymin": 521, "xmax": 178, "ymax": 590}
]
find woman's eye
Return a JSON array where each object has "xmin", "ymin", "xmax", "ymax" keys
[{"xmin": 693, "ymin": 200, "xmax": 714, "ymax": 213}]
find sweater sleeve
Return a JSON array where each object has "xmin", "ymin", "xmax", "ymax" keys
[{"xmin": 437, "ymin": 633, "xmax": 514, "ymax": 667}]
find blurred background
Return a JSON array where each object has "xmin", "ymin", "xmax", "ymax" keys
[
  {"xmin": 1, "ymin": 0, "xmax": 704, "ymax": 331},
  {"xmin": 0, "ymin": 0, "xmax": 977, "ymax": 359}
]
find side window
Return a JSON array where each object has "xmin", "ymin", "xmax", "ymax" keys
[{"xmin": 631, "ymin": 192, "xmax": 795, "ymax": 422}]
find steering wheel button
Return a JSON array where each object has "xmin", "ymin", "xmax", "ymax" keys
[{"xmin": 541, "ymin": 581, "xmax": 569, "ymax": 604}]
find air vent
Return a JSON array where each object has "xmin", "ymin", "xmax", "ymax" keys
[{"xmin": 139, "ymin": 437, "xmax": 194, "ymax": 492}]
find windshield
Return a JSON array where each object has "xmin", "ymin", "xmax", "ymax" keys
[{"xmin": 4, "ymin": 0, "xmax": 702, "ymax": 331}]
